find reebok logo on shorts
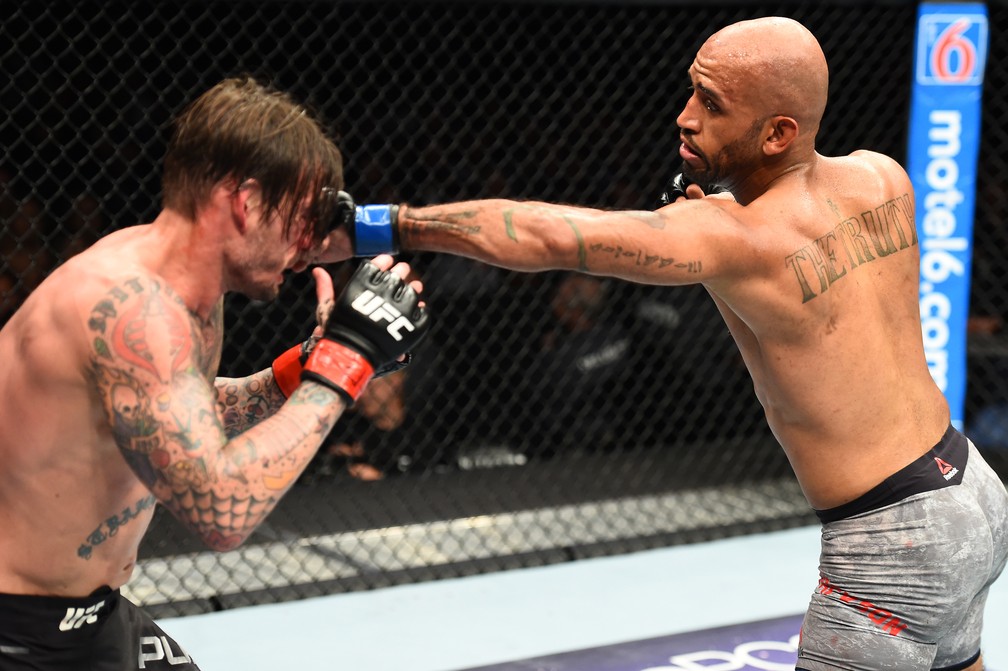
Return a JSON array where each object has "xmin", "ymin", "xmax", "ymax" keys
[
  {"xmin": 935, "ymin": 457, "xmax": 959, "ymax": 480},
  {"xmin": 58, "ymin": 600, "xmax": 105, "ymax": 631}
]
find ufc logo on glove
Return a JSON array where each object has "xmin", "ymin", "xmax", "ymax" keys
[{"xmin": 351, "ymin": 290, "xmax": 415, "ymax": 341}]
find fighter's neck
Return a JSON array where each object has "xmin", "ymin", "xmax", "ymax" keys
[
  {"xmin": 140, "ymin": 210, "xmax": 228, "ymax": 321},
  {"xmin": 729, "ymin": 153, "xmax": 819, "ymax": 205}
]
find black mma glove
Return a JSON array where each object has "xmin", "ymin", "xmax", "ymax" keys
[
  {"xmin": 654, "ymin": 172, "xmax": 728, "ymax": 209},
  {"xmin": 300, "ymin": 260, "xmax": 430, "ymax": 404}
]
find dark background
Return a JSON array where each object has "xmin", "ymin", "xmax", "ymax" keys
[{"xmin": 2, "ymin": 0, "xmax": 1006, "ymax": 616}]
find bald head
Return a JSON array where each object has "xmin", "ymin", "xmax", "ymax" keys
[{"xmin": 700, "ymin": 17, "xmax": 829, "ymax": 134}]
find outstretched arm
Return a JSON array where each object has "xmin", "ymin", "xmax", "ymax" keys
[{"xmin": 396, "ymin": 198, "xmax": 747, "ymax": 286}]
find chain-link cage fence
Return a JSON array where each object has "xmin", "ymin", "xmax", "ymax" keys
[{"xmin": 1, "ymin": 0, "xmax": 1006, "ymax": 618}]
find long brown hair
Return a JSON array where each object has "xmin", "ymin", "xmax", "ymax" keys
[{"xmin": 162, "ymin": 76, "xmax": 343, "ymax": 241}]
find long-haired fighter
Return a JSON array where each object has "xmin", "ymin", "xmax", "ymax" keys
[{"xmin": 0, "ymin": 77, "xmax": 429, "ymax": 669}]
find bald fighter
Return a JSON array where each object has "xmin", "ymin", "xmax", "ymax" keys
[
  {"xmin": 324, "ymin": 17, "xmax": 1008, "ymax": 670},
  {"xmin": 0, "ymin": 77, "xmax": 429, "ymax": 669}
]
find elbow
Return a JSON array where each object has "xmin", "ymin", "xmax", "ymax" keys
[
  {"xmin": 200, "ymin": 529, "xmax": 249, "ymax": 552},
  {"xmin": 540, "ymin": 231, "xmax": 578, "ymax": 267},
  {"xmin": 504, "ymin": 227, "xmax": 579, "ymax": 272},
  {"xmin": 164, "ymin": 498, "xmax": 256, "ymax": 552}
]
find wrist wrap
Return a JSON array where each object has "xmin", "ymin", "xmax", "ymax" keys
[
  {"xmin": 353, "ymin": 205, "xmax": 400, "ymax": 256},
  {"xmin": 300, "ymin": 338, "xmax": 375, "ymax": 404},
  {"xmin": 271, "ymin": 343, "xmax": 306, "ymax": 398}
]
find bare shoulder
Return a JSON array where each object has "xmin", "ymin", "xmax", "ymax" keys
[
  {"xmin": 0, "ymin": 252, "xmax": 180, "ymax": 401},
  {"xmin": 845, "ymin": 150, "xmax": 913, "ymax": 189},
  {"xmin": 658, "ymin": 196, "xmax": 758, "ymax": 250},
  {"xmin": 849, "ymin": 148, "xmax": 902, "ymax": 166},
  {"xmin": 50, "ymin": 252, "xmax": 170, "ymax": 325},
  {"xmin": 662, "ymin": 194, "xmax": 747, "ymax": 224},
  {"xmin": 34, "ymin": 246, "xmax": 196, "ymax": 379},
  {"xmin": 79, "ymin": 273, "xmax": 195, "ymax": 367}
]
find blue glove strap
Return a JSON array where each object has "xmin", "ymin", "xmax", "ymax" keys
[{"xmin": 354, "ymin": 205, "xmax": 397, "ymax": 256}]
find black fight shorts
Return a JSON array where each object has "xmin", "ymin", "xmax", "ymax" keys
[{"xmin": 0, "ymin": 587, "xmax": 200, "ymax": 670}]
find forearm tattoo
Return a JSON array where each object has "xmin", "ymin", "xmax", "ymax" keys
[
  {"xmin": 403, "ymin": 203, "xmax": 702, "ymax": 277},
  {"xmin": 398, "ymin": 209, "xmax": 481, "ymax": 247},
  {"xmin": 217, "ymin": 370, "xmax": 288, "ymax": 437},
  {"xmin": 499, "ymin": 205, "xmax": 701, "ymax": 274}
]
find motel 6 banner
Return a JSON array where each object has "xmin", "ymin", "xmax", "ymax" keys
[{"xmin": 907, "ymin": 2, "xmax": 988, "ymax": 430}]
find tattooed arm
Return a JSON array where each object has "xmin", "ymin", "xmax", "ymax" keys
[
  {"xmin": 197, "ymin": 298, "xmax": 293, "ymax": 438},
  {"xmin": 215, "ymin": 370, "xmax": 289, "ymax": 437},
  {"xmin": 396, "ymin": 198, "xmax": 757, "ymax": 286},
  {"xmin": 87, "ymin": 275, "xmax": 346, "ymax": 551}
]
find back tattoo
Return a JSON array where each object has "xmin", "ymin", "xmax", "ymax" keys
[{"xmin": 784, "ymin": 193, "xmax": 916, "ymax": 303}]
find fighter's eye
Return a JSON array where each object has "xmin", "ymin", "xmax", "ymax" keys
[{"xmin": 687, "ymin": 85, "xmax": 719, "ymax": 113}]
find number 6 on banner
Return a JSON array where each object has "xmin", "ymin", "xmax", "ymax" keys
[
  {"xmin": 916, "ymin": 8, "xmax": 988, "ymax": 86},
  {"xmin": 931, "ymin": 18, "xmax": 977, "ymax": 83}
]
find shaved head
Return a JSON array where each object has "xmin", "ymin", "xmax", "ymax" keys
[{"xmin": 699, "ymin": 17, "xmax": 829, "ymax": 135}]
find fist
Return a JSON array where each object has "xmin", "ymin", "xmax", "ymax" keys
[{"xmin": 301, "ymin": 257, "xmax": 430, "ymax": 402}]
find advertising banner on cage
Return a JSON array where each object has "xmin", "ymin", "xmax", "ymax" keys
[
  {"xmin": 462, "ymin": 614, "xmax": 805, "ymax": 670},
  {"xmin": 907, "ymin": 2, "xmax": 988, "ymax": 430}
]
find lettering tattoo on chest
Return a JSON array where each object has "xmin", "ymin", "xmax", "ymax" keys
[
  {"xmin": 77, "ymin": 495, "xmax": 156, "ymax": 560},
  {"xmin": 784, "ymin": 193, "xmax": 916, "ymax": 303}
]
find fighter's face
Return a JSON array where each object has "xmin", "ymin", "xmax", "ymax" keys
[
  {"xmin": 675, "ymin": 49, "xmax": 766, "ymax": 189},
  {"xmin": 230, "ymin": 186, "xmax": 320, "ymax": 303}
]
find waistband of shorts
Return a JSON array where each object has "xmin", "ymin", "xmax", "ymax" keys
[
  {"xmin": 815, "ymin": 424, "xmax": 968, "ymax": 524},
  {"xmin": 0, "ymin": 586, "xmax": 119, "ymax": 642}
]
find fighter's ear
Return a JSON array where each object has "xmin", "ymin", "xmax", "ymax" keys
[
  {"xmin": 763, "ymin": 115, "xmax": 799, "ymax": 156},
  {"xmin": 230, "ymin": 178, "xmax": 260, "ymax": 234}
]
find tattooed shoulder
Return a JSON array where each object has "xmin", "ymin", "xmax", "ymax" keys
[{"xmin": 86, "ymin": 276, "xmax": 220, "ymax": 378}]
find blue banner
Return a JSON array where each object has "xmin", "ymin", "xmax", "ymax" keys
[{"xmin": 907, "ymin": 2, "xmax": 988, "ymax": 430}]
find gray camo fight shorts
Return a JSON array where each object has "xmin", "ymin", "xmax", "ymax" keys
[{"xmin": 797, "ymin": 435, "xmax": 1008, "ymax": 670}]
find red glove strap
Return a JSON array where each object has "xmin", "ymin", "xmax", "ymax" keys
[
  {"xmin": 271, "ymin": 344, "xmax": 304, "ymax": 398},
  {"xmin": 302, "ymin": 339, "xmax": 375, "ymax": 402}
]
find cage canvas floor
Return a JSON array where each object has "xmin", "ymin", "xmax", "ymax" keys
[{"xmin": 158, "ymin": 525, "xmax": 1008, "ymax": 670}]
